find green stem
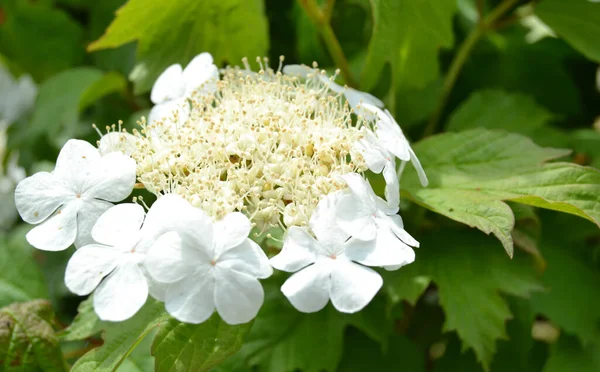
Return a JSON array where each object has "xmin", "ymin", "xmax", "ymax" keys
[
  {"xmin": 423, "ymin": 0, "xmax": 521, "ymax": 138},
  {"xmin": 297, "ymin": 0, "xmax": 356, "ymax": 86}
]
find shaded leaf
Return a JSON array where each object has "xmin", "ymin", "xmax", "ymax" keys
[
  {"xmin": 58, "ymin": 297, "xmax": 103, "ymax": 342},
  {"xmin": 536, "ymin": 0, "xmax": 600, "ymax": 63},
  {"xmin": 0, "ymin": 300, "xmax": 66, "ymax": 371},
  {"xmin": 89, "ymin": 0, "xmax": 269, "ymax": 94},
  {"xmin": 543, "ymin": 334, "xmax": 600, "ymax": 372}
]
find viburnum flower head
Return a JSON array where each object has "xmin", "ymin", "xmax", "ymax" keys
[
  {"xmin": 14, "ymin": 140, "xmax": 136, "ymax": 251},
  {"xmin": 145, "ymin": 194, "xmax": 272, "ymax": 325}
]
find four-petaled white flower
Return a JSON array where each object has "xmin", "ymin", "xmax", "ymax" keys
[
  {"xmin": 15, "ymin": 140, "xmax": 136, "ymax": 251},
  {"xmin": 64, "ymin": 202, "xmax": 172, "ymax": 321},
  {"xmin": 360, "ymin": 103, "xmax": 428, "ymax": 187},
  {"xmin": 335, "ymin": 173, "xmax": 418, "ymax": 270},
  {"xmin": 271, "ymin": 191, "xmax": 404, "ymax": 313},
  {"xmin": 145, "ymin": 195, "xmax": 272, "ymax": 325},
  {"xmin": 149, "ymin": 52, "xmax": 219, "ymax": 125}
]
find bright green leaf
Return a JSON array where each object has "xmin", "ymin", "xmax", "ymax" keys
[
  {"xmin": 152, "ymin": 314, "xmax": 251, "ymax": 372},
  {"xmin": 89, "ymin": 0, "xmax": 269, "ymax": 94},
  {"xmin": 536, "ymin": 0, "xmax": 600, "ymax": 63},
  {"xmin": 362, "ymin": 0, "xmax": 456, "ymax": 91},
  {"xmin": 386, "ymin": 229, "xmax": 543, "ymax": 370},
  {"xmin": 71, "ymin": 300, "xmax": 167, "ymax": 372},
  {"xmin": 0, "ymin": 300, "xmax": 67, "ymax": 371},
  {"xmin": 0, "ymin": 233, "xmax": 48, "ymax": 307},
  {"xmin": 403, "ymin": 129, "xmax": 600, "ymax": 256},
  {"xmin": 116, "ymin": 330, "xmax": 155, "ymax": 372},
  {"xmin": 446, "ymin": 90, "xmax": 556, "ymax": 134}
]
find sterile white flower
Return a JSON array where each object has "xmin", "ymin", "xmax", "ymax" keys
[
  {"xmin": 0, "ymin": 131, "xmax": 26, "ymax": 229},
  {"xmin": 14, "ymin": 139, "xmax": 136, "ymax": 251},
  {"xmin": 282, "ymin": 64, "xmax": 383, "ymax": 111},
  {"xmin": 0, "ymin": 65, "xmax": 37, "ymax": 130},
  {"xmin": 336, "ymin": 172, "xmax": 419, "ymax": 248},
  {"xmin": 145, "ymin": 195, "xmax": 272, "ymax": 325},
  {"xmin": 270, "ymin": 191, "xmax": 385, "ymax": 313},
  {"xmin": 149, "ymin": 52, "xmax": 219, "ymax": 125},
  {"xmin": 361, "ymin": 103, "xmax": 428, "ymax": 187}
]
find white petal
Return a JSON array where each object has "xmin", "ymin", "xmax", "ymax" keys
[
  {"xmin": 145, "ymin": 231, "xmax": 200, "ymax": 283},
  {"xmin": 14, "ymin": 172, "xmax": 73, "ymax": 224},
  {"xmin": 53, "ymin": 140, "xmax": 102, "ymax": 188},
  {"xmin": 218, "ymin": 239, "xmax": 272, "ymax": 279},
  {"xmin": 182, "ymin": 53, "xmax": 219, "ymax": 96},
  {"xmin": 83, "ymin": 152, "xmax": 136, "ymax": 202},
  {"xmin": 165, "ymin": 273, "xmax": 215, "ymax": 324},
  {"xmin": 344, "ymin": 87, "xmax": 384, "ymax": 110},
  {"xmin": 26, "ymin": 202, "xmax": 78, "ymax": 251},
  {"xmin": 270, "ymin": 227, "xmax": 317, "ymax": 272},
  {"xmin": 148, "ymin": 98, "xmax": 189, "ymax": 126},
  {"xmin": 94, "ymin": 262, "xmax": 149, "ymax": 322},
  {"xmin": 309, "ymin": 191, "xmax": 350, "ymax": 246},
  {"xmin": 409, "ymin": 147, "xmax": 429, "ymax": 187},
  {"xmin": 344, "ymin": 229, "xmax": 415, "ymax": 268},
  {"xmin": 282, "ymin": 64, "xmax": 314, "ymax": 78},
  {"xmin": 340, "ymin": 173, "xmax": 376, "ymax": 210},
  {"xmin": 281, "ymin": 262, "xmax": 331, "ymax": 313},
  {"xmin": 383, "ymin": 162, "xmax": 400, "ymax": 209},
  {"xmin": 75, "ymin": 199, "xmax": 112, "ymax": 248},
  {"xmin": 98, "ymin": 132, "xmax": 137, "ymax": 156},
  {"xmin": 386, "ymin": 216, "xmax": 420, "ymax": 248},
  {"xmin": 214, "ymin": 267, "xmax": 265, "ymax": 324},
  {"xmin": 213, "ymin": 212, "xmax": 251, "ymax": 254},
  {"xmin": 64, "ymin": 244, "xmax": 120, "ymax": 295},
  {"xmin": 376, "ymin": 111, "xmax": 411, "ymax": 161},
  {"xmin": 150, "ymin": 64, "xmax": 184, "ymax": 104},
  {"xmin": 140, "ymin": 194, "xmax": 213, "ymax": 252},
  {"xmin": 330, "ymin": 260, "xmax": 382, "ymax": 313},
  {"xmin": 335, "ymin": 194, "xmax": 377, "ymax": 241},
  {"xmin": 91, "ymin": 203, "xmax": 145, "ymax": 247}
]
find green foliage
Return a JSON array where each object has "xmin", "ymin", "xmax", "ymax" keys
[
  {"xmin": 88, "ymin": 0, "xmax": 269, "ymax": 93},
  {"xmin": 1, "ymin": 0, "xmax": 599, "ymax": 370},
  {"xmin": 362, "ymin": 0, "xmax": 456, "ymax": 93},
  {"xmin": 0, "ymin": 231, "xmax": 48, "ymax": 308},
  {"xmin": 0, "ymin": 300, "xmax": 66, "ymax": 371},
  {"xmin": 536, "ymin": 0, "xmax": 600, "ymax": 63},
  {"xmin": 403, "ymin": 129, "xmax": 600, "ymax": 256},
  {"xmin": 71, "ymin": 300, "xmax": 167, "ymax": 372},
  {"xmin": 152, "ymin": 315, "xmax": 251, "ymax": 372}
]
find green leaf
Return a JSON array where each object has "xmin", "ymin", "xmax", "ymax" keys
[
  {"xmin": 152, "ymin": 314, "xmax": 251, "ymax": 372},
  {"xmin": 27, "ymin": 67, "xmax": 126, "ymax": 146},
  {"xmin": 403, "ymin": 129, "xmax": 600, "ymax": 256},
  {"xmin": 362, "ymin": 0, "xmax": 456, "ymax": 91},
  {"xmin": 446, "ymin": 90, "xmax": 556, "ymax": 135},
  {"xmin": 543, "ymin": 334, "xmax": 600, "ymax": 372},
  {"xmin": 531, "ymin": 221, "xmax": 600, "ymax": 346},
  {"xmin": 337, "ymin": 328, "xmax": 425, "ymax": 372},
  {"xmin": 58, "ymin": 297, "xmax": 103, "ymax": 342},
  {"xmin": 71, "ymin": 299, "xmax": 167, "ymax": 372},
  {"xmin": 385, "ymin": 229, "xmax": 544, "ymax": 370},
  {"xmin": 0, "ymin": 0, "xmax": 84, "ymax": 81},
  {"xmin": 219, "ymin": 289, "xmax": 347, "ymax": 372},
  {"xmin": 116, "ymin": 330, "xmax": 155, "ymax": 372},
  {"xmin": 0, "ymin": 300, "xmax": 67, "ymax": 371},
  {"xmin": 0, "ymin": 232, "xmax": 48, "ymax": 307},
  {"xmin": 88, "ymin": 0, "xmax": 269, "ymax": 94},
  {"xmin": 536, "ymin": 0, "xmax": 600, "ymax": 63}
]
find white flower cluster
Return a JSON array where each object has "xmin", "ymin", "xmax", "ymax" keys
[{"xmin": 14, "ymin": 53, "xmax": 427, "ymax": 324}]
